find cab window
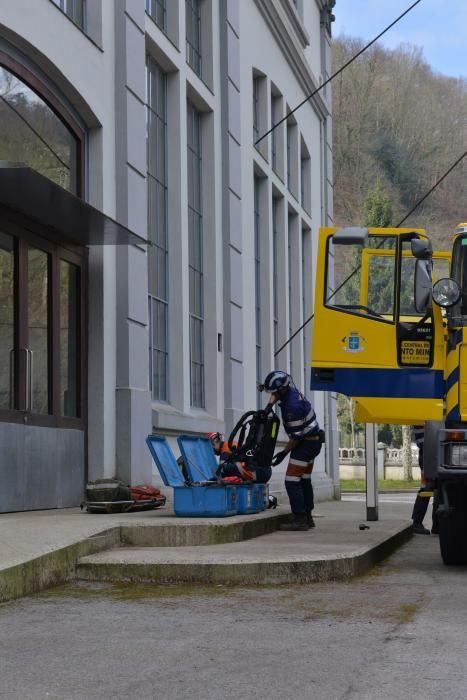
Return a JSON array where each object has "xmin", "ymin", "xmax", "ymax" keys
[{"xmin": 325, "ymin": 234, "xmax": 396, "ymax": 323}]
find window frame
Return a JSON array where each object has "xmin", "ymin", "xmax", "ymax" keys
[
  {"xmin": 50, "ymin": 0, "xmax": 87, "ymax": 33},
  {"xmin": 145, "ymin": 0, "xmax": 167, "ymax": 32},
  {"xmin": 186, "ymin": 0, "xmax": 202, "ymax": 78},
  {"xmin": 254, "ymin": 177, "xmax": 262, "ymax": 408},
  {"xmin": 324, "ymin": 234, "xmax": 398, "ymax": 326},
  {"xmin": 0, "ymin": 54, "xmax": 86, "ymax": 429},
  {"xmin": 0, "ymin": 52, "xmax": 85, "ymax": 197},
  {"xmin": 146, "ymin": 56, "xmax": 169, "ymax": 403},
  {"xmin": 187, "ymin": 100, "xmax": 205, "ymax": 408},
  {"xmin": 0, "ymin": 216, "xmax": 86, "ymax": 429}
]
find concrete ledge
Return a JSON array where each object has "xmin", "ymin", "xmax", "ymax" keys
[
  {"xmin": 0, "ymin": 509, "xmax": 289, "ymax": 602},
  {"xmin": 76, "ymin": 523, "xmax": 413, "ymax": 585},
  {"xmin": 0, "ymin": 528, "xmax": 120, "ymax": 603},
  {"xmin": 0, "ymin": 501, "xmax": 415, "ymax": 600}
]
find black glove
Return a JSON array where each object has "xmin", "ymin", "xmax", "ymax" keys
[{"xmin": 272, "ymin": 450, "xmax": 289, "ymax": 466}]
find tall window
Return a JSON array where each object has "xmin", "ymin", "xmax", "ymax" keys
[
  {"xmin": 272, "ymin": 197, "xmax": 279, "ymax": 367},
  {"xmin": 186, "ymin": 0, "xmax": 202, "ymax": 77},
  {"xmin": 253, "ymin": 77, "xmax": 260, "ymax": 146},
  {"xmin": 146, "ymin": 0, "xmax": 166, "ymax": 31},
  {"xmin": 147, "ymin": 57, "xmax": 168, "ymax": 402},
  {"xmin": 51, "ymin": 0, "xmax": 86, "ymax": 30},
  {"xmin": 271, "ymin": 95, "xmax": 277, "ymax": 171},
  {"xmin": 254, "ymin": 178, "xmax": 262, "ymax": 408},
  {"xmin": 300, "ymin": 140, "xmax": 311, "ymax": 213},
  {"xmin": 60, "ymin": 260, "xmax": 79, "ymax": 417},
  {"xmin": 187, "ymin": 101, "xmax": 204, "ymax": 408},
  {"xmin": 288, "ymin": 218, "xmax": 293, "ymax": 379},
  {"xmin": 302, "ymin": 229, "xmax": 308, "ymax": 392}
]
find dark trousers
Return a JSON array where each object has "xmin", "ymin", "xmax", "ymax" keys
[
  {"xmin": 412, "ymin": 447, "xmax": 439, "ymax": 526},
  {"xmin": 285, "ymin": 478, "xmax": 314, "ymax": 516},
  {"xmin": 412, "ymin": 489, "xmax": 439, "ymax": 524}
]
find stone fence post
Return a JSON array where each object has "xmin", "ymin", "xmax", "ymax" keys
[{"xmin": 377, "ymin": 442, "xmax": 387, "ymax": 479}]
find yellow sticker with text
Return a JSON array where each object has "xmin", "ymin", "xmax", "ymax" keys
[{"xmin": 401, "ymin": 340, "xmax": 430, "ymax": 365}]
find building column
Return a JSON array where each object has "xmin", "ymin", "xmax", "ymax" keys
[
  {"xmin": 114, "ymin": 0, "xmax": 152, "ymax": 484},
  {"xmin": 219, "ymin": 0, "xmax": 245, "ymax": 435}
]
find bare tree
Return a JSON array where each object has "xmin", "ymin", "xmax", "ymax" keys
[{"xmin": 402, "ymin": 425, "xmax": 413, "ymax": 481}]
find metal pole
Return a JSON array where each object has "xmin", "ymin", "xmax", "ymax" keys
[{"xmin": 365, "ymin": 423, "xmax": 378, "ymax": 521}]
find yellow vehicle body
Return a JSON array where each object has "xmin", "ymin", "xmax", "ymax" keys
[{"xmin": 311, "ymin": 227, "xmax": 448, "ymax": 424}]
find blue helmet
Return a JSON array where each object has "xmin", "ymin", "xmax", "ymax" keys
[{"xmin": 263, "ymin": 370, "xmax": 291, "ymax": 393}]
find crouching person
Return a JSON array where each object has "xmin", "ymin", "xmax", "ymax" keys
[
  {"xmin": 263, "ymin": 371, "xmax": 323, "ymax": 531},
  {"xmin": 207, "ymin": 431, "xmax": 272, "ymax": 484}
]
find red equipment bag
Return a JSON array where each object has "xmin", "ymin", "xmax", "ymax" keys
[{"xmin": 130, "ymin": 485, "xmax": 166, "ymax": 504}]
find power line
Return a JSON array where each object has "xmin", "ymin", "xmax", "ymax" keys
[
  {"xmin": 274, "ymin": 149, "xmax": 466, "ymax": 357},
  {"xmin": 255, "ymin": 0, "xmax": 423, "ymax": 146}
]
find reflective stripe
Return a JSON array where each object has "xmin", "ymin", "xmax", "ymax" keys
[
  {"xmin": 285, "ymin": 476, "xmax": 301, "ymax": 482},
  {"xmin": 289, "ymin": 458, "xmax": 309, "ymax": 467},
  {"xmin": 301, "ymin": 473, "xmax": 312, "ymax": 479},
  {"xmin": 288, "ymin": 422, "xmax": 319, "ymax": 438},
  {"xmin": 285, "ymin": 409, "xmax": 316, "ymax": 428},
  {"xmin": 285, "ymin": 419, "xmax": 318, "ymax": 433},
  {"xmin": 284, "ymin": 417, "xmax": 317, "ymax": 432}
]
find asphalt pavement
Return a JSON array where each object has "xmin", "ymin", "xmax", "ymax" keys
[{"xmin": 0, "ymin": 530, "xmax": 460, "ymax": 700}]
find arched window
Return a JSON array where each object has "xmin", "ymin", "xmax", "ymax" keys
[{"xmin": 0, "ymin": 60, "xmax": 81, "ymax": 194}]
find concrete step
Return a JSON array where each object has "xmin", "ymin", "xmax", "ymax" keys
[
  {"xmin": 76, "ymin": 518, "xmax": 412, "ymax": 585},
  {"xmin": 118, "ymin": 508, "xmax": 289, "ymax": 547}
]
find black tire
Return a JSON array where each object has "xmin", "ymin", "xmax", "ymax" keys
[{"xmin": 439, "ymin": 511, "xmax": 467, "ymax": 565}]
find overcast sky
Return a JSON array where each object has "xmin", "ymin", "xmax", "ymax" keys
[{"xmin": 333, "ymin": 0, "xmax": 467, "ymax": 79}]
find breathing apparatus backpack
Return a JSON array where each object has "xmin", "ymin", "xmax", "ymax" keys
[{"xmin": 225, "ymin": 405, "xmax": 280, "ymax": 469}]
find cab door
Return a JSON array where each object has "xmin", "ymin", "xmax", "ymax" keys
[{"xmin": 310, "ymin": 227, "xmax": 445, "ymax": 424}]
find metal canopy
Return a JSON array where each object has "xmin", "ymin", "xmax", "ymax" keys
[{"xmin": 0, "ymin": 164, "xmax": 148, "ymax": 247}]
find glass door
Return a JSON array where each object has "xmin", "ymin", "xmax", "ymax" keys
[
  {"xmin": 27, "ymin": 245, "xmax": 50, "ymax": 415},
  {"xmin": 0, "ymin": 232, "xmax": 14, "ymax": 411},
  {"xmin": 0, "ymin": 225, "xmax": 85, "ymax": 427}
]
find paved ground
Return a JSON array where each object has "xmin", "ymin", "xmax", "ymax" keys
[
  {"xmin": 75, "ymin": 497, "xmax": 413, "ymax": 584},
  {"xmin": 0, "ymin": 524, "xmax": 459, "ymax": 700}
]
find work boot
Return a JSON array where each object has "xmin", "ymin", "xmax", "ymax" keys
[
  {"xmin": 306, "ymin": 513, "xmax": 316, "ymax": 528},
  {"xmin": 280, "ymin": 514, "xmax": 310, "ymax": 531},
  {"xmin": 412, "ymin": 521, "xmax": 430, "ymax": 535}
]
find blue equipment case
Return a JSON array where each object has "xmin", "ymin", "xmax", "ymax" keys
[
  {"xmin": 146, "ymin": 435, "xmax": 238, "ymax": 517},
  {"xmin": 177, "ymin": 435, "xmax": 266, "ymax": 515}
]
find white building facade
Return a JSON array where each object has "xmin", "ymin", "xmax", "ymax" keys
[{"xmin": 0, "ymin": 0, "xmax": 337, "ymax": 512}]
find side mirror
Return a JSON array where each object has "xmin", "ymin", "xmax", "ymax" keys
[
  {"xmin": 411, "ymin": 238, "xmax": 433, "ymax": 260},
  {"xmin": 414, "ymin": 259, "xmax": 433, "ymax": 314},
  {"xmin": 432, "ymin": 278, "xmax": 461, "ymax": 308}
]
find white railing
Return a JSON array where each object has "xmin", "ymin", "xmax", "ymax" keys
[
  {"xmin": 339, "ymin": 446, "xmax": 419, "ymax": 464},
  {"xmin": 339, "ymin": 444, "xmax": 421, "ymax": 480}
]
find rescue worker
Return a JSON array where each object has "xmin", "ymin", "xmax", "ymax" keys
[
  {"xmin": 207, "ymin": 432, "xmax": 272, "ymax": 484},
  {"xmin": 411, "ymin": 425, "xmax": 439, "ymax": 535},
  {"xmin": 262, "ymin": 370, "xmax": 323, "ymax": 531}
]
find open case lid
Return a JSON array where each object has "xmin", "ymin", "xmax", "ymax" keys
[
  {"xmin": 177, "ymin": 436, "xmax": 219, "ymax": 482},
  {"xmin": 146, "ymin": 436, "xmax": 186, "ymax": 487}
]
